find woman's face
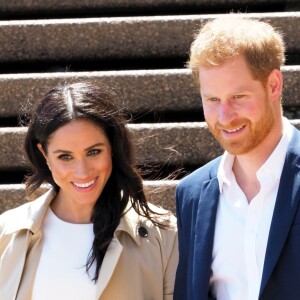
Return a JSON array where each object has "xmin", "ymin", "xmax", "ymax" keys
[{"xmin": 38, "ymin": 119, "xmax": 112, "ymax": 213}]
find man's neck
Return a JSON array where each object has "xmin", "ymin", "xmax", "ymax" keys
[
  {"xmin": 232, "ymin": 121, "xmax": 284, "ymax": 202},
  {"xmin": 232, "ymin": 157, "xmax": 262, "ymax": 202}
]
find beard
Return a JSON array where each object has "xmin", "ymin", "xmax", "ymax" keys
[{"xmin": 206, "ymin": 95, "xmax": 276, "ymax": 156}]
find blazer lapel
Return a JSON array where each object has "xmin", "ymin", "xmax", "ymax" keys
[
  {"xmin": 193, "ymin": 176, "xmax": 220, "ymax": 298},
  {"xmin": 260, "ymin": 128, "xmax": 300, "ymax": 296}
]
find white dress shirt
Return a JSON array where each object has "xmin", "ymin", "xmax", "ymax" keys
[{"xmin": 210, "ymin": 118, "xmax": 293, "ymax": 300}]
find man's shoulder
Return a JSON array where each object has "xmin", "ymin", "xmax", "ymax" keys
[
  {"xmin": 175, "ymin": 156, "xmax": 222, "ymax": 206},
  {"xmin": 178, "ymin": 156, "xmax": 222, "ymax": 189},
  {"xmin": 290, "ymin": 124, "xmax": 300, "ymax": 144}
]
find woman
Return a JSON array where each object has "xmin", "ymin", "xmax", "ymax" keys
[{"xmin": 0, "ymin": 82, "xmax": 178, "ymax": 299}]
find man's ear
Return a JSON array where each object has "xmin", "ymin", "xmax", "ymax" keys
[{"xmin": 267, "ymin": 69, "xmax": 283, "ymax": 102}]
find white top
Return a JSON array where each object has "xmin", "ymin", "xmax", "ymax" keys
[
  {"xmin": 32, "ymin": 208, "xmax": 97, "ymax": 300},
  {"xmin": 210, "ymin": 117, "xmax": 293, "ymax": 300}
]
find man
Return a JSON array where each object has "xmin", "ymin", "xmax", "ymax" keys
[{"xmin": 174, "ymin": 16, "xmax": 300, "ymax": 300}]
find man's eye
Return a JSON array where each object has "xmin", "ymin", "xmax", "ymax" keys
[
  {"xmin": 58, "ymin": 154, "xmax": 72, "ymax": 160},
  {"xmin": 208, "ymin": 97, "xmax": 219, "ymax": 102},
  {"xmin": 232, "ymin": 95, "xmax": 244, "ymax": 99},
  {"xmin": 88, "ymin": 149, "xmax": 101, "ymax": 156}
]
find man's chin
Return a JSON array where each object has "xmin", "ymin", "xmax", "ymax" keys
[{"xmin": 219, "ymin": 140, "xmax": 248, "ymax": 156}]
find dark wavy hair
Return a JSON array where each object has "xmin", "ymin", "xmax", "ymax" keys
[{"xmin": 24, "ymin": 82, "xmax": 167, "ymax": 281}]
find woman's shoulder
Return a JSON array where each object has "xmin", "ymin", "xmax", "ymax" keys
[
  {"xmin": 133, "ymin": 203, "xmax": 177, "ymax": 246},
  {"xmin": 122, "ymin": 202, "xmax": 177, "ymax": 237},
  {"xmin": 147, "ymin": 203, "xmax": 177, "ymax": 229},
  {"xmin": 137, "ymin": 204, "xmax": 178, "ymax": 263},
  {"xmin": 121, "ymin": 203, "xmax": 177, "ymax": 257},
  {"xmin": 0, "ymin": 189, "xmax": 55, "ymax": 236}
]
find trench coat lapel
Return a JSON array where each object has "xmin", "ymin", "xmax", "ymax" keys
[
  {"xmin": 96, "ymin": 205, "xmax": 140, "ymax": 298},
  {"xmin": 193, "ymin": 176, "xmax": 220, "ymax": 298},
  {"xmin": 260, "ymin": 128, "xmax": 300, "ymax": 296},
  {"xmin": 16, "ymin": 232, "xmax": 43, "ymax": 300},
  {"xmin": 96, "ymin": 236, "xmax": 123, "ymax": 298},
  {"xmin": 0, "ymin": 230, "xmax": 32, "ymax": 299},
  {"xmin": 0, "ymin": 189, "xmax": 54, "ymax": 300}
]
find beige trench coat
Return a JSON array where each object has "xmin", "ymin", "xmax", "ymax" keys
[{"xmin": 0, "ymin": 189, "xmax": 178, "ymax": 300}]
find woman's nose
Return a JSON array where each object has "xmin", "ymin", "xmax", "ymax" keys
[{"xmin": 74, "ymin": 159, "xmax": 90, "ymax": 178}]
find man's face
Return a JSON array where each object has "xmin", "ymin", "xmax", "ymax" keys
[{"xmin": 199, "ymin": 55, "xmax": 277, "ymax": 156}]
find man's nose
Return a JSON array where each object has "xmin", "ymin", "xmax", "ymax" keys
[{"xmin": 218, "ymin": 101, "xmax": 237, "ymax": 126}]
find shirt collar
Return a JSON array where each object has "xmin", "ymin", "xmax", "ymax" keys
[
  {"xmin": 217, "ymin": 152, "xmax": 234, "ymax": 193},
  {"xmin": 257, "ymin": 117, "xmax": 292, "ymax": 183},
  {"xmin": 217, "ymin": 117, "xmax": 293, "ymax": 193}
]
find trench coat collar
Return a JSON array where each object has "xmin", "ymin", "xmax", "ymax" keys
[
  {"xmin": 3, "ymin": 188, "xmax": 149, "ymax": 299},
  {"xmin": 94, "ymin": 203, "xmax": 146, "ymax": 298},
  {"xmin": 115, "ymin": 204, "xmax": 144, "ymax": 246},
  {"xmin": 94, "ymin": 203, "xmax": 147, "ymax": 297},
  {"xmin": 4, "ymin": 188, "xmax": 144, "ymax": 245},
  {"xmin": 3, "ymin": 188, "xmax": 55, "ymax": 235}
]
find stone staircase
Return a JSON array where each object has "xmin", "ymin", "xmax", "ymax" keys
[{"xmin": 0, "ymin": 0, "xmax": 299, "ymax": 213}]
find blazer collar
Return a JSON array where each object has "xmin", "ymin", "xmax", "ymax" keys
[{"xmin": 260, "ymin": 126, "xmax": 300, "ymax": 296}]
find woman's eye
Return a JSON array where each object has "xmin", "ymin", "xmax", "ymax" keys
[
  {"xmin": 88, "ymin": 149, "xmax": 101, "ymax": 156},
  {"xmin": 58, "ymin": 154, "xmax": 72, "ymax": 161}
]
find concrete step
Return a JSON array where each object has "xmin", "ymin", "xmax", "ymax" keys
[
  {"xmin": 1, "ymin": 66, "xmax": 299, "ymax": 118},
  {"xmin": 0, "ymin": 4, "xmax": 299, "ymax": 216},
  {"xmin": 0, "ymin": 0, "xmax": 297, "ymax": 17},
  {"xmin": 0, "ymin": 181, "xmax": 178, "ymax": 214},
  {"xmin": 2, "ymin": 120, "xmax": 300, "ymax": 171},
  {"xmin": 0, "ymin": 13, "xmax": 299, "ymax": 63},
  {"xmin": 0, "ymin": 123, "xmax": 221, "ymax": 170}
]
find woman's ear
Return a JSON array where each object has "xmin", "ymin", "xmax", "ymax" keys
[
  {"xmin": 37, "ymin": 143, "xmax": 47, "ymax": 159},
  {"xmin": 37, "ymin": 143, "xmax": 52, "ymax": 171}
]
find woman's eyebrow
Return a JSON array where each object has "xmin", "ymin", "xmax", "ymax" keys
[
  {"xmin": 84, "ymin": 143, "xmax": 106, "ymax": 151},
  {"xmin": 53, "ymin": 149, "xmax": 72, "ymax": 154},
  {"xmin": 52, "ymin": 142, "xmax": 106, "ymax": 154}
]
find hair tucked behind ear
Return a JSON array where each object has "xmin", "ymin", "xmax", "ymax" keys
[{"xmin": 23, "ymin": 82, "xmax": 170, "ymax": 282}]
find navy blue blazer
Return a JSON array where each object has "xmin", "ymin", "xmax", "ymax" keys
[{"xmin": 174, "ymin": 126, "xmax": 300, "ymax": 300}]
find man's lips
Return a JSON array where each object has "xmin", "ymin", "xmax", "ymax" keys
[{"xmin": 223, "ymin": 125, "xmax": 246, "ymax": 133}]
